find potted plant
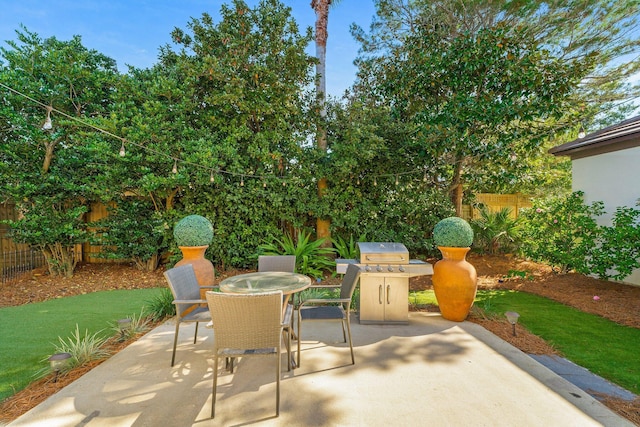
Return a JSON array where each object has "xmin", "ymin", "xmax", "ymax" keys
[
  {"xmin": 174, "ymin": 215, "xmax": 215, "ymax": 287},
  {"xmin": 431, "ymin": 216, "xmax": 477, "ymax": 321}
]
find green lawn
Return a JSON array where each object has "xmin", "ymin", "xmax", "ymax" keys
[
  {"xmin": 0, "ymin": 288, "xmax": 164, "ymax": 401},
  {"xmin": 411, "ymin": 289, "xmax": 640, "ymax": 395}
]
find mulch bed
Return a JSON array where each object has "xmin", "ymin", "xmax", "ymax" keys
[{"xmin": 1, "ymin": 256, "xmax": 639, "ymax": 424}]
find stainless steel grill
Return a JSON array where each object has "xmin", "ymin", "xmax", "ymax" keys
[{"xmin": 336, "ymin": 242, "xmax": 433, "ymax": 324}]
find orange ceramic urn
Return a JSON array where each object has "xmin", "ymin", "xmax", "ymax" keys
[{"xmin": 432, "ymin": 246, "xmax": 477, "ymax": 322}]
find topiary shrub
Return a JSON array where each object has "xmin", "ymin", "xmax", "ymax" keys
[
  {"xmin": 433, "ymin": 217, "xmax": 474, "ymax": 248},
  {"xmin": 173, "ymin": 215, "xmax": 214, "ymax": 247}
]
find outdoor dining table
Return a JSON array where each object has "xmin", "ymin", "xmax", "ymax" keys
[{"xmin": 219, "ymin": 271, "xmax": 311, "ymax": 315}]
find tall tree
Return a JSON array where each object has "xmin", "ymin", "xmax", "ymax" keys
[
  {"xmin": 0, "ymin": 27, "xmax": 120, "ymax": 276},
  {"xmin": 351, "ymin": 0, "xmax": 640, "ymax": 214},
  {"xmin": 311, "ymin": 0, "xmax": 341, "ymax": 243}
]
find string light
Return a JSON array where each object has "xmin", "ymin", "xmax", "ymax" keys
[
  {"xmin": 578, "ymin": 124, "xmax": 586, "ymax": 138},
  {"xmin": 42, "ymin": 106, "xmax": 53, "ymax": 130},
  {"xmin": 210, "ymin": 170, "xmax": 215, "ymax": 183},
  {"xmin": 240, "ymin": 175, "xmax": 244, "ymax": 186},
  {"xmin": 9, "ymin": 80, "xmax": 595, "ymax": 190},
  {"xmin": 373, "ymin": 177, "xmax": 377, "ymax": 186}
]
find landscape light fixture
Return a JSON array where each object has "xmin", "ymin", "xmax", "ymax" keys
[
  {"xmin": 48, "ymin": 352, "xmax": 72, "ymax": 382},
  {"xmin": 505, "ymin": 311, "xmax": 520, "ymax": 336},
  {"xmin": 118, "ymin": 318, "xmax": 132, "ymax": 341}
]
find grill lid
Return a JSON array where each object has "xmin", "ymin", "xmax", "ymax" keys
[{"xmin": 358, "ymin": 242, "xmax": 409, "ymax": 264}]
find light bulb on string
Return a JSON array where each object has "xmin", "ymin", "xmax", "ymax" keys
[
  {"xmin": 210, "ymin": 170, "xmax": 215, "ymax": 183},
  {"xmin": 263, "ymin": 179, "xmax": 267, "ymax": 188},
  {"xmin": 240, "ymin": 175, "xmax": 244, "ymax": 187},
  {"xmin": 395, "ymin": 175, "xmax": 399, "ymax": 186},
  {"xmin": 282, "ymin": 180, "xmax": 286, "ymax": 187},
  {"xmin": 578, "ymin": 124, "xmax": 586, "ymax": 139},
  {"xmin": 373, "ymin": 176, "xmax": 377, "ymax": 186},
  {"xmin": 172, "ymin": 159, "xmax": 178, "ymax": 174},
  {"xmin": 119, "ymin": 142, "xmax": 126, "ymax": 157},
  {"xmin": 42, "ymin": 106, "xmax": 53, "ymax": 130},
  {"xmin": 423, "ymin": 171, "xmax": 427, "ymax": 182}
]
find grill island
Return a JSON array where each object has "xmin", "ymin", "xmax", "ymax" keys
[{"xmin": 336, "ymin": 242, "xmax": 433, "ymax": 324}]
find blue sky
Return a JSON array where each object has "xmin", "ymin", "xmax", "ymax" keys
[{"xmin": 0, "ymin": 0, "xmax": 377, "ymax": 98}]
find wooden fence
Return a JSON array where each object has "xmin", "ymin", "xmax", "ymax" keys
[{"xmin": 462, "ymin": 193, "xmax": 532, "ymax": 220}]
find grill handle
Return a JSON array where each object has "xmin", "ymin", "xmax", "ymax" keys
[
  {"xmin": 387, "ymin": 285, "xmax": 391, "ymax": 304},
  {"xmin": 379, "ymin": 285, "xmax": 383, "ymax": 304},
  {"xmin": 364, "ymin": 255, "xmax": 406, "ymax": 263}
]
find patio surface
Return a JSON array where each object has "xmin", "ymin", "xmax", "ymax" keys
[{"xmin": 7, "ymin": 312, "xmax": 635, "ymax": 426}]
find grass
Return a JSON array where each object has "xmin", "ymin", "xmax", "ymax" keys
[
  {"xmin": 411, "ymin": 289, "xmax": 640, "ymax": 395},
  {"xmin": 0, "ymin": 288, "xmax": 164, "ymax": 401}
]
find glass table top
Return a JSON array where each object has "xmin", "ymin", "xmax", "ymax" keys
[{"xmin": 219, "ymin": 272, "xmax": 311, "ymax": 295}]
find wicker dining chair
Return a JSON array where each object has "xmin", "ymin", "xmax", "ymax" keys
[
  {"xmin": 258, "ymin": 254, "xmax": 296, "ymax": 370},
  {"xmin": 164, "ymin": 264, "xmax": 214, "ymax": 367},
  {"xmin": 258, "ymin": 255, "xmax": 296, "ymax": 273},
  {"xmin": 205, "ymin": 290, "xmax": 284, "ymax": 419},
  {"xmin": 296, "ymin": 263, "xmax": 361, "ymax": 368}
]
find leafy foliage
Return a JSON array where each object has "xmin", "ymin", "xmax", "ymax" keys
[
  {"xmin": 90, "ymin": 199, "xmax": 166, "ymax": 271},
  {"xmin": 586, "ymin": 204, "xmax": 640, "ymax": 280},
  {"xmin": 520, "ymin": 192, "xmax": 602, "ymax": 274},
  {"xmin": 520, "ymin": 192, "xmax": 640, "ymax": 279}
]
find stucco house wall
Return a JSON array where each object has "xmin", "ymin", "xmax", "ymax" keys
[{"xmin": 550, "ymin": 116, "xmax": 640, "ymax": 286}]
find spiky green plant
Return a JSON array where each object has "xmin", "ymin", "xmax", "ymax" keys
[
  {"xmin": 259, "ymin": 229, "xmax": 336, "ymax": 278},
  {"xmin": 470, "ymin": 206, "xmax": 521, "ymax": 254},
  {"xmin": 145, "ymin": 287, "xmax": 175, "ymax": 321},
  {"xmin": 332, "ymin": 233, "xmax": 366, "ymax": 259},
  {"xmin": 52, "ymin": 325, "xmax": 111, "ymax": 373}
]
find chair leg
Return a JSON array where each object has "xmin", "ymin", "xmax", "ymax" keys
[
  {"xmin": 296, "ymin": 313, "xmax": 302, "ymax": 368},
  {"xmin": 276, "ymin": 348, "xmax": 281, "ymax": 417},
  {"xmin": 282, "ymin": 329, "xmax": 291, "ymax": 371},
  {"xmin": 345, "ymin": 317, "xmax": 355, "ymax": 365},
  {"xmin": 193, "ymin": 321, "xmax": 199, "ymax": 344},
  {"xmin": 340, "ymin": 319, "xmax": 347, "ymax": 342},
  {"xmin": 212, "ymin": 353, "xmax": 219, "ymax": 418},
  {"xmin": 171, "ymin": 321, "xmax": 180, "ymax": 367}
]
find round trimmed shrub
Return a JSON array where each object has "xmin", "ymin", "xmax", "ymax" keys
[
  {"xmin": 173, "ymin": 215, "xmax": 214, "ymax": 247},
  {"xmin": 433, "ymin": 217, "xmax": 474, "ymax": 248}
]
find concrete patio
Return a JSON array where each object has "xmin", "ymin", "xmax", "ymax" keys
[{"xmin": 7, "ymin": 312, "xmax": 634, "ymax": 426}]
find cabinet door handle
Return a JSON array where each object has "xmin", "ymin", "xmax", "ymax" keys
[
  {"xmin": 379, "ymin": 285, "xmax": 383, "ymax": 304},
  {"xmin": 387, "ymin": 285, "xmax": 391, "ymax": 304}
]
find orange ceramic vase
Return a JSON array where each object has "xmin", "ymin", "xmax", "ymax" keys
[
  {"xmin": 175, "ymin": 246, "xmax": 215, "ymax": 293},
  {"xmin": 432, "ymin": 246, "xmax": 477, "ymax": 322}
]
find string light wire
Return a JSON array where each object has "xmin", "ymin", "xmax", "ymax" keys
[{"xmin": 3, "ymin": 80, "xmax": 636, "ymax": 187}]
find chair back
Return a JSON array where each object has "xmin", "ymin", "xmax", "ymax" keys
[
  {"xmin": 206, "ymin": 291, "xmax": 283, "ymax": 350},
  {"xmin": 164, "ymin": 264, "xmax": 201, "ymax": 317},
  {"xmin": 340, "ymin": 264, "xmax": 361, "ymax": 302},
  {"xmin": 258, "ymin": 255, "xmax": 296, "ymax": 273}
]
